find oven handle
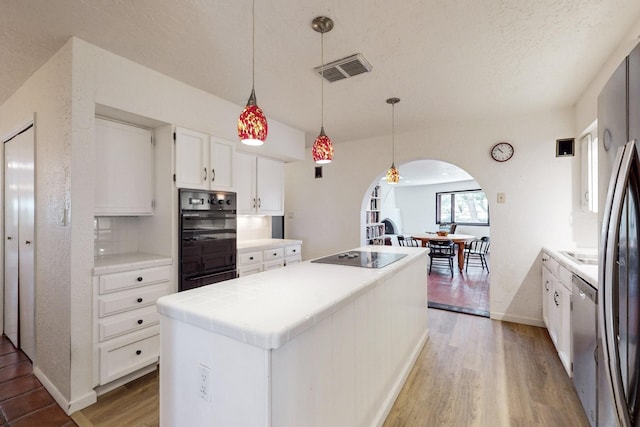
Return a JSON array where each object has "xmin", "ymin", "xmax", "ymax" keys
[{"xmin": 186, "ymin": 271, "xmax": 237, "ymax": 281}]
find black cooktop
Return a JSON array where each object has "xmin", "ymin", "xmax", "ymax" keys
[{"xmin": 311, "ymin": 251, "xmax": 407, "ymax": 269}]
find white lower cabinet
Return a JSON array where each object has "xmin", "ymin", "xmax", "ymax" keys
[
  {"xmin": 541, "ymin": 252, "xmax": 572, "ymax": 376},
  {"xmin": 93, "ymin": 265, "xmax": 171, "ymax": 387},
  {"xmin": 238, "ymin": 241, "xmax": 302, "ymax": 277}
]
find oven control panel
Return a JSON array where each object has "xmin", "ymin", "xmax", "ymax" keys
[{"xmin": 180, "ymin": 189, "xmax": 236, "ymax": 211}]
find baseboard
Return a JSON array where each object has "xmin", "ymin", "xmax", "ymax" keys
[
  {"xmin": 490, "ymin": 311, "xmax": 545, "ymax": 328},
  {"xmin": 374, "ymin": 328, "xmax": 429, "ymax": 427},
  {"xmin": 32, "ymin": 366, "xmax": 97, "ymax": 415}
]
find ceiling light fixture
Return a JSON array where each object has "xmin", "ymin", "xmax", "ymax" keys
[
  {"xmin": 237, "ymin": 0, "xmax": 268, "ymax": 146},
  {"xmin": 311, "ymin": 16, "xmax": 334, "ymax": 164},
  {"xmin": 386, "ymin": 97, "xmax": 400, "ymax": 184}
]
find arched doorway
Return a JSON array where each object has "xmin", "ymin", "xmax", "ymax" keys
[{"xmin": 361, "ymin": 159, "xmax": 490, "ymax": 317}]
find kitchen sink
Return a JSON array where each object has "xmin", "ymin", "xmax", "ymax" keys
[{"xmin": 560, "ymin": 251, "xmax": 599, "ymax": 265}]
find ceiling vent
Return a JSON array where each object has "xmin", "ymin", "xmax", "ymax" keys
[{"xmin": 314, "ymin": 53, "xmax": 372, "ymax": 82}]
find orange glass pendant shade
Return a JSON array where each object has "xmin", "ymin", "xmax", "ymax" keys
[
  {"xmin": 312, "ymin": 127, "xmax": 334, "ymax": 164},
  {"xmin": 238, "ymin": 89, "xmax": 268, "ymax": 146},
  {"xmin": 386, "ymin": 163, "xmax": 399, "ymax": 184}
]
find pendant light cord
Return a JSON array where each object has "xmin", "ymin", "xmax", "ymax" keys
[
  {"xmin": 252, "ymin": 0, "xmax": 255, "ymax": 90},
  {"xmin": 392, "ymin": 103, "xmax": 395, "ymax": 163},
  {"xmin": 321, "ymin": 32, "xmax": 324, "ymax": 127}
]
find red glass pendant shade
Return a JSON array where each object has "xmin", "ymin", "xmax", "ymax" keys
[
  {"xmin": 238, "ymin": 88, "xmax": 268, "ymax": 146},
  {"xmin": 312, "ymin": 127, "xmax": 334, "ymax": 164}
]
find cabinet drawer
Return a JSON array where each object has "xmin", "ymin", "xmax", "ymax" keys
[
  {"xmin": 263, "ymin": 259, "xmax": 285, "ymax": 271},
  {"xmin": 97, "ymin": 282, "xmax": 170, "ymax": 318},
  {"xmin": 99, "ymin": 327, "xmax": 159, "ymax": 385},
  {"xmin": 239, "ymin": 251, "xmax": 263, "ymax": 266},
  {"xmin": 285, "ymin": 256, "xmax": 302, "ymax": 266},
  {"xmin": 263, "ymin": 247, "xmax": 284, "ymax": 261},
  {"xmin": 285, "ymin": 245, "xmax": 301, "ymax": 257},
  {"xmin": 542, "ymin": 254, "xmax": 559, "ymax": 276},
  {"xmin": 99, "ymin": 265, "xmax": 171, "ymax": 294},
  {"xmin": 98, "ymin": 305, "xmax": 159, "ymax": 341},
  {"xmin": 238, "ymin": 264, "xmax": 263, "ymax": 277}
]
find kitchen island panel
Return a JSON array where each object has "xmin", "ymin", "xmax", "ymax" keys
[
  {"xmin": 158, "ymin": 246, "xmax": 428, "ymax": 427},
  {"xmin": 159, "ymin": 318, "xmax": 270, "ymax": 427}
]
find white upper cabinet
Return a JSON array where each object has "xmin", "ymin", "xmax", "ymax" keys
[
  {"xmin": 174, "ymin": 127, "xmax": 235, "ymax": 191},
  {"xmin": 235, "ymin": 152, "xmax": 284, "ymax": 215},
  {"xmin": 95, "ymin": 118, "xmax": 154, "ymax": 216}
]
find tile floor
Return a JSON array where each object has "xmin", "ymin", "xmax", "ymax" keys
[
  {"xmin": 427, "ymin": 255, "xmax": 490, "ymax": 316},
  {"xmin": 0, "ymin": 336, "xmax": 76, "ymax": 427}
]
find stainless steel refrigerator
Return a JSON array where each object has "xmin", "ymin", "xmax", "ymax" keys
[{"xmin": 597, "ymin": 41, "xmax": 640, "ymax": 426}]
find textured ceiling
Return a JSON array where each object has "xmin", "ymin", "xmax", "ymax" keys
[{"xmin": 2, "ymin": 0, "xmax": 640, "ymax": 148}]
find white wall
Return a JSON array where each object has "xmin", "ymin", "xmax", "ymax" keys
[
  {"xmin": 286, "ymin": 108, "xmax": 581, "ymax": 326},
  {"xmin": 0, "ymin": 40, "xmax": 76, "ymax": 404}
]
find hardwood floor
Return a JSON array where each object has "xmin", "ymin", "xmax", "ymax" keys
[
  {"xmin": 383, "ymin": 309, "xmax": 590, "ymax": 426},
  {"xmin": 71, "ymin": 371, "xmax": 158, "ymax": 427},
  {"xmin": 76, "ymin": 309, "xmax": 587, "ymax": 427},
  {"xmin": 0, "ymin": 336, "xmax": 76, "ymax": 426}
]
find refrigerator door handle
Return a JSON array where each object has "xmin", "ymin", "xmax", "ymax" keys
[{"xmin": 600, "ymin": 139, "xmax": 640, "ymax": 427}]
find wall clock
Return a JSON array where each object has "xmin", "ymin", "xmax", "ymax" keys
[{"xmin": 490, "ymin": 142, "xmax": 514, "ymax": 162}]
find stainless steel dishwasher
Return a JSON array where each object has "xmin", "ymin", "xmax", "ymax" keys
[{"xmin": 571, "ymin": 274, "xmax": 597, "ymax": 427}]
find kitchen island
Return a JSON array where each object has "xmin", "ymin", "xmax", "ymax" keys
[{"xmin": 156, "ymin": 245, "xmax": 428, "ymax": 427}]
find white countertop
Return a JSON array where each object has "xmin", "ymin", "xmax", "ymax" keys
[
  {"xmin": 237, "ymin": 238, "xmax": 302, "ymax": 253},
  {"xmin": 543, "ymin": 247, "xmax": 598, "ymax": 289},
  {"xmin": 157, "ymin": 246, "xmax": 427, "ymax": 350},
  {"xmin": 93, "ymin": 252, "xmax": 173, "ymax": 275}
]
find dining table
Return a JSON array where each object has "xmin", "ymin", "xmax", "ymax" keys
[{"xmin": 410, "ymin": 233, "xmax": 476, "ymax": 272}]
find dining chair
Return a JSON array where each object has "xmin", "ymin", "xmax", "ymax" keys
[
  {"xmin": 464, "ymin": 237, "xmax": 490, "ymax": 273},
  {"xmin": 428, "ymin": 240, "xmax": 455, "ymax": 277},
  {"xmin": 398, "ymin": 236, "xmax": 419, "ymax": 247}
]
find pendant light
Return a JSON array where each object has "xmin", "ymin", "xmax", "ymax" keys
[
  {"xmin": 386, "ymin": 97, "xmax": 400, "ymax": 184},
  {"xmin": 312, "ymin": 16, "xmax": 334, "ymax": 164},
  {"xmin": 237, "ymin": 0, "xmax": 268, "ymax": 146}
]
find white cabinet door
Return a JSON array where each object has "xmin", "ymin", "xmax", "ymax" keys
[
  {"xmin": 580, "ymin": 133, "xmax": 598, "ymax": 213},
  {"xmin": 95, "ymin": 118, "xmax": 153, "ymax": 215},
  {"xmin": 235, "ymin": 151, "xmax": 257, "ymax": 214},
  {"xmin": 557, "ymin": 279, "xmax": 572, "ymax": 376},
  {"xmin": 542, "ymin": 265, "xmax": 552, "ymax": 330},
  {"xmin": 257, "ymin": 156, "xmax": 284, "ymax": 215},
  {"xmin": 209, "ymin": 138, "xmax": 235, "ymax": 191},
  {"xmin": 175, "ymin": 127, "xmax": 208, "ymax": 190},
  {"xmin": 235, "ymin": 153, "xmax": 284, "ymax": 215}
]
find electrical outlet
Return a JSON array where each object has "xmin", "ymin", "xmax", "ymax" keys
[
  {"xmin": 497, "ymin": 192, "xmax": 506, "ymax": 203},
  {"xmin": 198, "ymin": 363, "xmax": 211, "ymax": 403}
]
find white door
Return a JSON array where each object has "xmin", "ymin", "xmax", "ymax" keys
[
  {"xmin": 209, "ymin": 138, "xmax": 235, "ymax": 191},
  {"xmin": 257, "ymin": 157, "xmax": 284, "ymax": 215},
  {"xmin": 175, "ymin": 127, "xmax": 208, "ymax": 190},
  {"xmin": 235, "ymin": 152, "xmax": 257, "ymax": 214},
  {"xmin": 4, "ymin": 125, "xmax": 35, "ymax": 360}
]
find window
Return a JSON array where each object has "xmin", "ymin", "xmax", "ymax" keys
[{"xmin": 436, "ymin": 189, "xmax": 489, "ymax": 226}]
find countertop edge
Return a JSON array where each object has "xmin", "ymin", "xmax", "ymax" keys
[
  {"xmin": 93, "ymin": 252, "xmax": 173, "ymax": 275},
  {"xmin": 542, "ymin": 247, "xmax": 598, "ymax": 289}
]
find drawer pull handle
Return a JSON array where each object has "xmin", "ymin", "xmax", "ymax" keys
[
  {"xmin": 136, "ymin": 350, "xmax": 142, "ymax": 356},
  {"xmin": 137, "ymin": 277, "xmax": 143, "ymax": 282},
  {"xmin": 137, "ymin": 297, "xmax": 143, "ymax": 303},
  {"xmin": 273, "ymin": 253, "xmax": 277, "ymax": 256},
  {"xmin": 249, "ymin": 256, "xmax": 254, "ymax": 260},
  {"xmin": 292, "ymin": 249, "xmax": 297, "ymax": 253},
  {"xmin": 137, "ymin": 319, "xmax": 143, "ymax": 325}
]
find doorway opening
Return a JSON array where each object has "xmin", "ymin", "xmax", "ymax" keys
[{"xmin": 361, "ymin": 159, "xmax": 490, "ymax": 316}]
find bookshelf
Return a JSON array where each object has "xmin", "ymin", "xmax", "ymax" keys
[{"xmin": 365, "ymin": 185, "xmax": 385, "ymax": 245}]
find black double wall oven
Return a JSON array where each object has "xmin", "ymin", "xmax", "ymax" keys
[{"xmin": 179, "ymin": 189, "xmax": 237, "ymax": 291}]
